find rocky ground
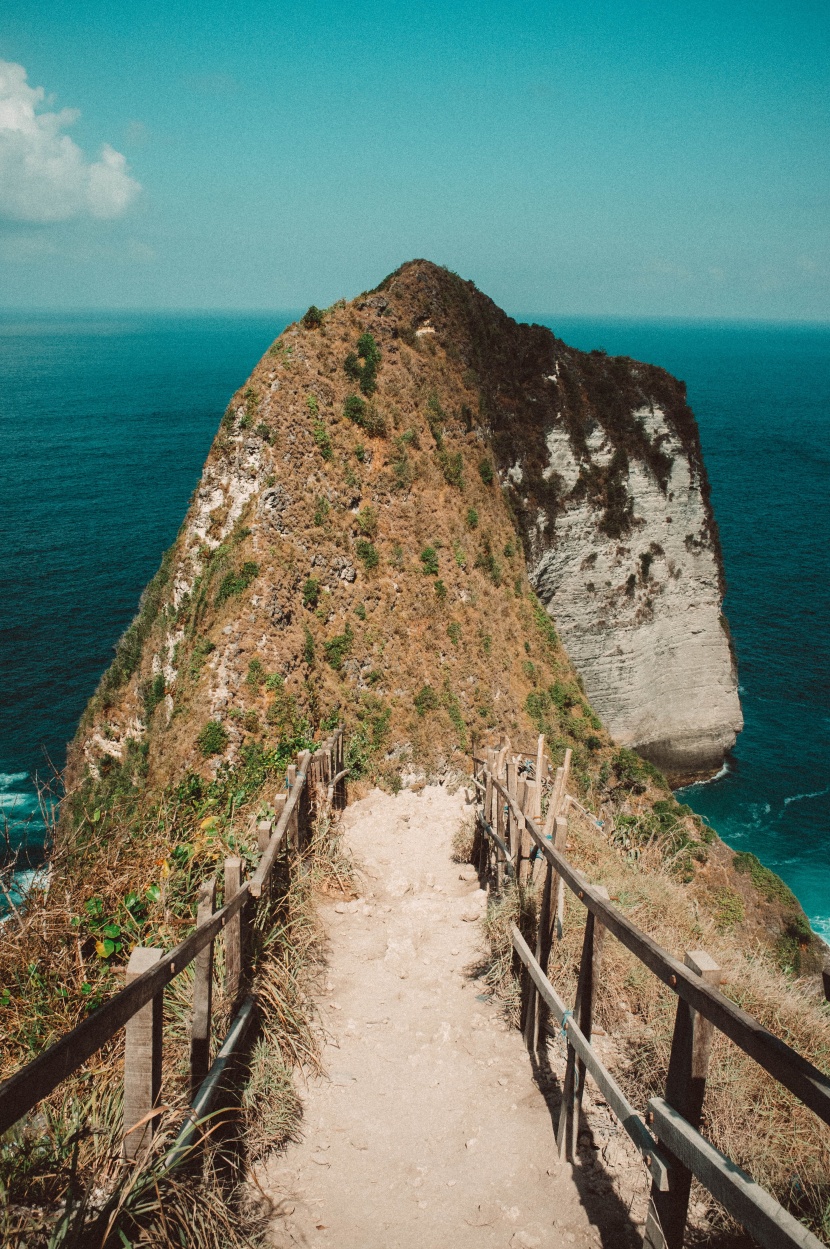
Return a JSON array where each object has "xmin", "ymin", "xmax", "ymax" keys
[{"xmin": 254, "ymin": 784, "xmax": 658, "ymax": 1249}]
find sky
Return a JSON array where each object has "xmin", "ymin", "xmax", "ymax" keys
[{"xmin": 0, "ymin": 0, "xmax": 828, "ymax": 319}]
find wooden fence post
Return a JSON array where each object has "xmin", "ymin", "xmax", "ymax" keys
[
  {"xmin": 224, "ymin": 857, "xmax": 243, "ymax": 1003},
  {"xmin": 296, "ymin": 749, "xmax": 312, "ymax": 848},
  {"xmin": 190, "ymin": 877, "xmax": 216, "ymax": 1098},
  {"xmin": 506, "ymin": 755, "xmax": 519, "ymax": 862},
  {"xmin": 644, "ymin": 951, "xmax": 723, "ymax": 1249},
  {"xmin": 483, "ymin": 751, "xmax": 495, "ymax": 878},
  {"xmin": 519, "ymin": 780, "xmax": 537, "ymax": 887},
  {"xmin": 530, "ymin": 815, "xmax": 568, "ymax": 1051},
  {"xmin": 285, "ymin": 764, "xmax": 298, "ymax": 853},
  {"xmin": 556, "ymin": 886, "xmax": 609, "ymax": 1162},
  {"xmin": 123, "ymin": 947, "xmax": 164, "ymax": 1160}
]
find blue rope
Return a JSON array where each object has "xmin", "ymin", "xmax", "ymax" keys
[{"xmin": 560, "ymin": 1008, "xmax": 574, "ymax": 1038}]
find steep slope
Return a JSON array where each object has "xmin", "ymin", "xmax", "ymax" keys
[{"xmin": 67, "ymin": 260, "xmax": 739, "ymax": 797}]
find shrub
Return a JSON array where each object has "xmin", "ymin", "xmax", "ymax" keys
[
  {"xmin": 246, "ymin": 659, "xmax": 264, "ymax": 689},
  {"xmin": 198, "ymin": 720, "xmax": 228, "ymax": 757},
  {"xmin": 414, "ymin": 684, "xmax": 441, "ymax": 715},
  {"xmin": 215, "ymin": 561, "xmax": 259, "ymax": 607},
  {"xmin": 466, "ymin": 507, "xmax": 478, "ymax": 529},
  {"xmin": 313, "ymin": 496, "xmax": 329, "ymax": 526},
  {"xmin": 354, "ymin": 442, "xmax": 366, "ymax": 462},
  {"xmin": 302, "ymin": 578, "xmax": 320, "ymax": 608},
  {"xmin": 733, "ymin": 852, "xmax": 798, "ymax": 906},
  {"xmin": 343, "ymin": 333, "xmax": 381, "ymax": 395},
  {"xmin": 447, "ymin": 622, "xmax": 461, "ymax": 645},
  {"xmin": 357, "ymin": 505, "xmax": 378, "ymax": 537},
  {"xmin": 711, "ymin": 885, "xmax": 745, "ymax": 931},
  {"xmin": 256, "ymin": 422, "xmax": 272, "ymax": 442},
  {"xmin": 474, "ymin": 542, "xmax": 502, "ymax": 586},
  {"xmin": 324, "ymin": 623, "xmax": 354, "ymax": 670},
  {"xmin": 478, "ymin": 458, "xmax": 494, "ymax": 485},
  {"xmin": 438, "ymin": 449, "xmax": 464, "ymax": 487},
  {"xmin": 344, "ymin": 394, "xmax": 387, "ymax": 436},
  {"xmin": 302, "ymin": 305, "xmax": 324, "ymax": 329},
  {"xmin": 355, "ymin": 539, "xmax": 379, "ymax": 570},
  {"xmin": 306, "ymin": 394, "xmax": 319, "ymax": 416},
  {"xmin": 434, "ymin": 579, "xmax": 447, "ymax": 600},
  {"xmin": 420, "ymin": 546, "xmax": 439, "ymax": 576},
  {"xmin": 302, "ymin": 626, "xmax": 315, "ymax": 665},
  {"xmin": 313, "ymin": 421, "xmax": 332, "ymax": 460},
  {"xmin": 140, "ymin": 672, "xmax": 165, "ymax": 720},
  {"xmin": 354, "ymin": 602, "xmax": 367, "ymax": 620}
]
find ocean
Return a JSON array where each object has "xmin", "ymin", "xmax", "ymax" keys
[{"xmin": 1, "ymin": 312, "xmax": 828, "ymax": 936}]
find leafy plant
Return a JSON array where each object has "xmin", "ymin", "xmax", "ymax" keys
[
  {"xmin": 313, "ymin": 421, "xmax": 332, "ymax": 460},
  {"xmin": 414, "ymin": 684, "xmax": 441, "ymax": 715},
  {"xmin": 302, "ymin": 577, "xmax": 321, "ymax": 608},
  {"xmin": 302, "ymin": 305, "xmax": 324, "ymax": 328},
  {"xmin": 466, "ymin": 507, "xmax": 478, "ymax": 529},
  {"xmin": 447, "ymin": 622, "xmax": 461, "ymax": 645},
  {"xmin": 343, "ymin": 332, "xmax": 381, "ymax": 395},
  {"xmin": 215, "ymin": 561, "xmax": 259, "ymax": 607},
  {"xmin": 438, "ymin": 448, "xmax": 464, "ymax": 487},
  {"xmin": 302, "ymin": 626, "xmax": 315, "ymax": 665},
  {"xmin": 434, "ymin": 579, "xmax": 447, "ymax": 601},
  {"xmin": 324, "ymin": 623, "xmax": 354, "ymax": 670},
  {"xmin": 246, "ymin": 659, "xmax": 265, "ymax": 689},
  {"xmin": 313, "ymin": 496, "xmax": 329, "ymax": 526},
  {"xmin": 355, "ymin": 539, "xmax": 379, "ymax": 570},
  {"xmin": 357, "ymin": 505, "xmax": 378, "ymax": 537},
  {"xmin": 198, "ymin": 720, "xmax": 228, "ymax": 757},
  {"xmin": 420, "ymin": 546, "xmax": 439, "ymax": 576},
  {"xmin": 478, "ymin": 458, "xmax": 494, "ymax": 485}
]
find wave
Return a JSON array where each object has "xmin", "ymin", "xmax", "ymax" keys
[
  {"xmin": 782, "ymin": 785, "xmax": 830, "ymax": 809},
  {"xmin": 677, "ymin": 760, "xmax": 732, "ymax": 792}
]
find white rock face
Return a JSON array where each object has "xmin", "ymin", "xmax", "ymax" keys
[{"xmin": 528, "ymin": 406, "xmax": 743, "ymax": 782}]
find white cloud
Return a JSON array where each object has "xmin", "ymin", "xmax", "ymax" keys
[{"xmin": 0, "ymin": 60, "xmax": 140, "ymax": 223}]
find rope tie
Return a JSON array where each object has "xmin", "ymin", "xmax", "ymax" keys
[{"xmin": 561, "ymin": 1008, "xmax": 574, "ymax": 1038}]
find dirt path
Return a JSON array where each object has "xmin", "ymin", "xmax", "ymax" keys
[{"xmin": 257, "ymin": 785, "xmax": 643, "ymax": 1249}]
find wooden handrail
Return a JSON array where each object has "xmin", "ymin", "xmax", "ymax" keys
[
  {"xmin": 488, "ymin": 773, "xmax": 830, "ymax": 1128},
  {"xmin": 0, "ymin": 734, "xmax": 340, "ymax": 1137}
]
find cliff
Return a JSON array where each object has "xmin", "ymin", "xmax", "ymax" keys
[{"xmin": 69, "ymin": 259, "xmax": 740, "ymax": 795}]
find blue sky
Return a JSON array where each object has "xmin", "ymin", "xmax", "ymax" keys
[{"xmin": 1, "ymin": 0, "xmax": 828, "ymax": 317}]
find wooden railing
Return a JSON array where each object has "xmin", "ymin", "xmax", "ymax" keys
[
  {"xmin": 0, "ymin": 729, "xmax": 348, "ymax": 1161},
  {"xmin": 474, "ymin": 746, "xmax": 828, "ymax": 1249}
]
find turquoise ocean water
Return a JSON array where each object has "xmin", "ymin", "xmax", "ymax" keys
[{"xmin": 1, "ymin": 313, "xmax": 828, "ymax": 936}]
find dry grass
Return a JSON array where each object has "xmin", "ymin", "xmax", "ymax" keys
[
  {"xmin": 0, "ymin": 791, "xmax": 349, "ymax": 1248},
  {"xmin": 484, "ymin": 803, "xmax": 830, "ymax": 1242}
]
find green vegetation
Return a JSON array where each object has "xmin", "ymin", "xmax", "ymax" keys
[
  {"xmin": 710, "ymin": 885, "xmax": 745, "ymax": 931},
  {"xmin": 302, "ymin": 305, "xmax": 324, "ymax": 329},
  {"xmin": 313, "ymin": 420, "xmax": 332, "ymax": 460},
  {"xmin": 344, "ymin": 394, "xmax": 386, "ymax": 436},
  {"xmin": 246, "ymin": 659, "xmax": 265, "ymax": 689},
  {"xmin": 354, "ymin": 602, "xmax": 367, "ymax": 621},
  {"xmin": 438, "ymin": 448, "xmax": 464, "ymax": 487},
  {"xmin": 343, "ymin": 332, "xmax": 381, "ymax": 396},
  {"xmin": 434, "ymin": 579, "xmax": 447, "ymax": 601},
  {"xmin": 302, "ymin": 578, "xmax": 320, "ymax": 609},
  {"xmin": 256, "ymin": 422, "xmax": 272, "ymax": 442},
  {"xmin": 357, "ymin": 505, "xmax": 378, "ymax": 537},
  {"xmin": 302, "ymin": 626, "xmax": 315, "ymax": 665},
  {"xmin": 355, "ymin": 539, "xmax": 379, "ymax": 570},
  {"xmin": 215, "ymin": 561, "xmax": 259, "ymax": 608},
  {"xmin": 324, "ymin": 623, "xmax": 354, "ymax": 670},
  {"xmin": 414, "ymin": 684, "xmax": 441, "ymax": 715},
  {"xmin": 474, "ymin": 538, "xmax": 502, "ymax": 586},
  {"xmin": 478, "ymin": 457, "xmax": 494, "ymax": 485},
  {"xmin": 197, "ymin": 720, "xmax": 228, "ymax": 757},
  {"xmin": 139, "ymin": 672, "xmax": 165, "ymax": 721},
  {"xmin": 733, "ymin": 852, "xmax": 798, "ymax": 906},
  {"xmin": 447, "ymin": 622, "xmax": 461, "ymax": 645},
  {"xmin": 466, "ymin": 507, "xmax": 478, "ymax": 529},
  {"xmin": 313, "ymin": 496, "xmax": 329, "ymax": 526},
  {"xmin": 420, "ymin": 546, "xmax": 439, "ymax": 576},
  {"xmin": 96, "ymin": 547, "xmax": 174, "ymax": 706},
  {"xmin": 189, "ymin": 636, "xmax": 215, "ymax": 681}
]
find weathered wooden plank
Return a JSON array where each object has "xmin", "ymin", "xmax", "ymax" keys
[
  {"xmin": 123, "ymin": 947, "xmax": 164, "ymax": 1161},
  {"xmin": 645, "ymin": 951, "xmax": 724, "ymax": 1249},
  {"xmin": 501, "ymin": 785, "xmax": 830, "ymax": 1128},
  {"xmin": 557, "ymin": 888, "xmax": 608, "ymax": 1160},
  {"xmin": 189, "ymin": 878, "xmax": 216, "ymax": 1098},
  {"xmin": 224, "ymin": 857, "xmax": 243, "ymax": 1002},
  {"xmin": 0, "ymin": 879, "xmax": 251, "ymax": 1136},
  {"xmin": 249, "ymin": 760, "xmax": 310, "ymax": 896},
  {"xmin": 511, "ymin": 924, "xmax": 668, "ymax": 1190},
  {"xmin": 648, "ymin": 1098, "xmax": 824, "ymax": 1249}
]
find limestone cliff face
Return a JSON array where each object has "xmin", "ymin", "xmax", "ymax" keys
[{"xmin": 527, "ymin": 407, "xmax": 742, "ymax": 784}]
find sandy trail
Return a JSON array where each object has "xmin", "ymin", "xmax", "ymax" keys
[{"xmin": 258, "ymin": 784, "xmax": 640, "ymax": 1249}]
